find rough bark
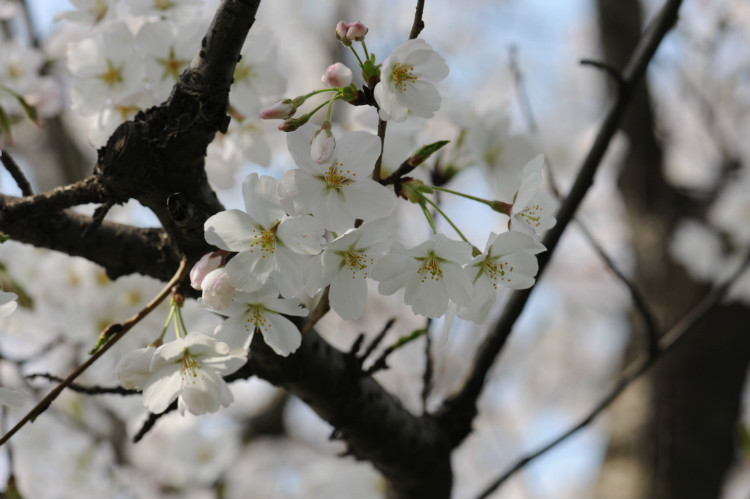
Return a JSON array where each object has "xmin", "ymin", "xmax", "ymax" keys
[{"xmin": 595, "ymin": 1, "xmax": 750, "ymax": 497}]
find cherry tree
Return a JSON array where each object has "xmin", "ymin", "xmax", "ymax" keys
[{"xmin": 0, "ymin": 0, "xmax": 747, "ymax": 498}]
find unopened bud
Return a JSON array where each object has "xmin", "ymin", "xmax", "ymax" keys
[
  {"xmin": 259, "ymin": 99, "xmax": 296, "ymax": 120},
  {"xmin": 346, "ymin": 22, "xmax": 368, "ymax": 42},
  {"xmin": 311, "ymin": 127, "xmax": 336, "ymax": 164},
  {"xmin": 321, "ymin": 62, "xmax": 353, "ymax": 88},
  {"xmin": 201, "ymin": 268, "xmax": 235, "ymax": 310},
  {"xmin": 278, "ymin": 114, "xmax": 311, "ymax": 132},
  {"xmin": 190, "ymin": 252, "xmax": 223, "ymax": 290},
  {"xmin": 335, "ymin": 21, "xmax": 351, "ymax": 45}
]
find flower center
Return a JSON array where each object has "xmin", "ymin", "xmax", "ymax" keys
[
  {"xmin": 390, "ymin": 63, "xmax": 418, "ymax": 92},
  {"xmin": 340, "ymin": 248, "xmax": 373, "ymax": 278},
  {"xmin": 248, "ymin": 224, "xmax": 278, "ymax": 259},
  {"xmin": 481, "ymin": 258, "xmax": 513, "ymax": 288},
  {"xmin": 416, "ymin": 251, "xmax": 443, "ymax": 282},
  {"xmin": 517, "ymin": 204, "xmax": 542, "ymax": 228},
  {"xmin": 244, "ymin": 304, "xmax": 270, "ymax": 333},
  {"xmin": 324, "ymin": 162, "xmax": 355, "ymax": 190},
  {"xmin": 157, "ymin": 46, "xmax": 189, "ymax": 81},
  {"xmin": 180, "ymin": 351, "xmax": 202, "ymax": 378},
  {"xmin": 234, "ymin": 63, "xmax": 255, "ymax": 84},
  {"xmin": 155, "ymin": 0, "xmax": 175, "ymax": 10},
  {"xmin": 97, "ymin": 59, "xmax": 124, "ymax": 87}
]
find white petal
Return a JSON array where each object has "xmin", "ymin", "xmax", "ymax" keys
[
  {"xmin": 277, "ymin": 215, "xmax": 325, "ymax": 254},
  {"xmin": 335, "ymin": 131, "xmax": 382, "ymax": 176},
  {"xmin": 204, "ymin": 210, "xmax": 256, "ymax": 251},
  {"xmin": 142, "ymin": 366, "xmax": 182, "ymax": 413},
  {"xmin": 329, "ymin": 268, "xmax": 368, "ymax": 320},
  {"xmin": 242, "ymin": 173, "xmax": 285, "ymax": 227},
  {"xmin": 260, "ymin": 314, "xmax": 302, "ymax": 356}
]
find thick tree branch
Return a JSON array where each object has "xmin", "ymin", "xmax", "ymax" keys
[
  {"xmin": 247, "ymin": 328, "xmax": 452, "ymax": 499},
  {"xmin": 0, "ymin": 193, "xmax": 178, "ymax": 281},
  {"xmin": 436, "ymin": 0, "xmax": 684, "ymax": 448}
]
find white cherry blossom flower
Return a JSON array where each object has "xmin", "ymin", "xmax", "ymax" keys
[
  {"xmin": 321, "ymin": 62, "xmax": 352, "ymax": 88},
  {"xmin": 510, "ymin": 155, "xmax": 557, "ymax": 235},
  {"xmin": 135, "ymin": 20, "xmax": 205, "ymax": 101},
  {"xmin": 0, "ymin": 290, "xmax": 18, "ymax": 317},
  {"xmin": 468, "ymin": 110, "xmax": 538, "ymax": 200},
  {"xmin": 374, "ymin": 38, "xmax": 449, "ymax": 122},
  {"xmin": 213, "ymin": 282, "xmax": 307, "ymax": 356},
  {"xmin": 67, "ymin": 22, "xmax": 146, "ymax": 116},
  {"xmin": 230, "ymin": 33, "xmax": 286, "ymax": 117},
  {"xmin": 282, "ymin": 126, "xmax": 396, "ymax": 232},
  {"xmin": 204, "ymin": 173, "xmax": 325, "ymax": 292},
  {"xmin": 115, "ymin": 346, "xmax": 156, "ymax": 390},
  {"xmin": 460, "ymin": 231, "xmax": 545, "ymax": 323},
  {"xmin": 372, "ymin": 234, "xmax": 472, "ymax": 318},
  {"xmin": 305, "ymin": 218, "xmax": 393, "ymax": 320},
  {"xmin": 54, "ymin": 0, "xmax": 115, "ymax": 25},
  {"xmin": 141, "ymin": 332, "xmax": 246, "ymax": 415},
  {"xmin": 126, "ymin": 0, "xmax": 204, "ymax": 21}
]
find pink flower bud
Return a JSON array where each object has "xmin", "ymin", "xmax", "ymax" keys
[
  {"xmin": 190, "ymin": 252, "xmax": 223, "ymax": 290},
  {"xmin": 201, "ymin": 268, "xmax": 235, "ymax": 310},
  {"xmin": 335, "ymin": 21, "xmax": 351, "ymax": 45},
  {"xmin": 311, "ymin": 129, "xmax": 336, "ymax": 164},
  {"xmin": 259, "ymin": 99, "xmax": 296, "ymax": 120},
  {"xmin": 321, "ymin": 62, "xmax": 353, "ymax": 88},
  {"xmin": 346, "ymin": 22, "xmax": 368, "ymax": 42}
]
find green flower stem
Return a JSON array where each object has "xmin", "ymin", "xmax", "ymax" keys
[
  {"xmin": 159, "ymin": 304, "xmax": 176, "ymax": 342},
  {"xmin": 420, "ymin": 201, "xmax": 437, "ymax": 234},
  {"xmin": 301, "ymin": 88, "xmax": 340, "ymax": 101},
  {"xmin": 419, "ymin": 192, "xmax": 471, "ymax": 245},
  {"xmin": 349, "ymin": 45, "xmax": 365, "ymax": 68},
  {"xmin": 176, "ymin": 304, "xmax": 189, "ymax": 338},
  {"xmin": 428, "ymin": 185, "xmax": 495, "ymax": 207},
  {"xmin": 361, "ymin": 40, "xmax": 371, "ymax": 61}
]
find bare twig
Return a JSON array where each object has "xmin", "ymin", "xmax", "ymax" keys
[
  {"xmin": 133, "ymin": 400, "xmax": 178, "ymax": 443},
  {"xmin": 580, "ymin": 58, "xmax": 627, "ymax": 90},
  {"xmin": 420, "ymin": 319, "xmax": 434, "ymax": 413},
  {"xmin": 437, "ymin": 0, "xmax": 684, "ymax": 448},
  {"xmin": 474, "ymin": 250, "xmax": 750, "ymax": 498},
  {"xmin": 360, "ymin": 318, "xmax": 397, "ymax": 363},
  {"xmin": 0, "ymin": 150, "xmax": 33, "ymax": 196},
  {"xmin": 364, "ymin": 326, "xmax": 427, "ymax": 376},
  {"xmin": 0, "ymin": 258, "xmax": 189, "ymax": 447},
  {"xmin": 25, "ymin": 373, "xmax": 139, "ymax": 396},
  {"xmin": 409, "ymin": 0, "xmax": 426, "ymax": 39}
]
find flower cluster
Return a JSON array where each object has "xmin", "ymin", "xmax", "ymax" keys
[{"xmin": 117, "ymin": 18, "xmax": 557, "ymax": 417}]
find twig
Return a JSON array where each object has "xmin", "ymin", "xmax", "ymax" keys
[
  {"xmin": 0, "ymin": 150, "xmax": 33, "ymax": 197},
  {"xmin": 133, "ymin": 400, "xmax": 178, "ymax": 443},
  {"xmin": 81, "ymin": 200, "xmax": 114, "ymax": 238},
  {"xmin": 25, "ymin": 373, "xmax": 139, "ymax": 395},
  {"xmin": 580, "ymin": 59, "xmax": 627, "ymax": 90},
  {"xmin": 409, "ymin": 0, "xmax": 426, "ymax": 39},
  {"xmin": 0, "ymin": 257, "xmax": 189, "ymax": 447},
  {"xmin": 360, "ymin": 318, "xmax": 396, "ymax": 363},
  {"xmin": 364, "ymin": 325, "xmax": 426, "ymax": 376},
  {"xmin": 437, "ymin": 0, "xmax": 684, "ymax": 448},
  {"xmin": 300, "ymin": 286, "xmax": 330, "ymax": 334},
  {"xmin": 372, "ymin": 118, "xmax": 388, "ymax": 181},
  {"xmin": 474, "ymin": 249, "xmax": 750, "ymax": 498}
]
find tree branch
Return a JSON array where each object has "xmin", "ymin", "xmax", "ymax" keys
[
  {"xmin": 474, "ymin": 249, "xmax": 750, "ymax": 498},
  {"xmin": 0, "ymin": 150, "xmax": 33, "ymax": 196},
  {"xmin": 436, "ymin": 0, "xmax": 684, "ymax": 448}
]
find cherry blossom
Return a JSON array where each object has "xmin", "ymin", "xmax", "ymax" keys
[
  {"xmin": 204, "ymin": 173, "xmax": 325, "ymax": 292},
  {"xmin": 282, "ymin": 126, "xmax": 396, "ymax": 232},
  {"xmin": 460, "ymin": 231, "xmax": 545, "ymax": 323},
  {"xmin": 374, "ymin": 38, "xmax": 449, "ymax": 122},
  {"xmin": 305, "ymin": 218, "xmax": 393, "ymax": 320},
  {"xmin": 200, "ymin": 268, "xmax": 236, "ymax": 311},
  {"xmin": 372, "ymin": 234, "xmax": 473, "ymax": 318},
  {"xmin": 67, "ymin": 22, "xmax": 146, "ymax": 116},
  {"xmin": 510, "ymin": 155, "xmax": 557, "ymax": 234},
  {"xmin": 230, "ymin": 33, "xmax": 286, "ymax": 117},
  {"xmin": 115, "ymin": 346, "xmax": 156, "ymax": 390},
  {"xmin": 468, "ymin": 110, "xmax": 539, "ymax": 200},
  {"xmin": 140, "ymin": 332, "xmax": 246, "ymax": 415},
  {"xmin": 54, "ymin": 0, "xmax": 115, "ymax": 26},
  {"xmin": 212, "ymin": 282, "xmax": 307, "ymax": 356}
]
